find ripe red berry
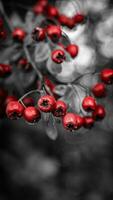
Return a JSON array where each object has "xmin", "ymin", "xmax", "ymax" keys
[
  {"xmin": 74, "ymin": 14, "xmax": 85, "ymax": 24},
  {"xmin": 32, "ymin": 27, "xmax": 45, "ymax": 42},
  {"xmin": 23, "ymin": 97, "xmax": 34, "ymax": 107},
  {"xmin": 0, "ymin": 18, "xmax": 3, "ymax": 29},
  {"xmin": 46, "ymin": 5, "xmax": 59, "ymax": 18},
  {"xmin": 0, "ymin": 29, "xmax": 7, "ymax": 40},
  {"xmin": 44, "ymin": 76, "xmax": 55, "ymax": 93},
  {"xmin": 5, "ymin": 95, "xmax": 17, "ymax": 106},
  {"xmin": 62, "ymin": 113, "xmax": 83, "ymax": 131},
  {"xmin": 12, "ymin": 28, "xmax": 26, "ymax": 42},
  {"xmin": 58, "ymin": 15, "xmax": 69, "ymax": 26},
  {"xmin": 82, "ymin": 96, "xmax": 97, "ymax": 112},
  {"xmin": 0, "ymin": 64, "xmax": 12, "ymax": 77},
  {"xmin": 33, "ymin": 4, "xmax": 44, "ymax": 15},
  {"xmin": 66, "ymin": 18, "xmax": 76, "ymax": 29},
  {"xmin": 38, "ymin": 95, "xmax": 56, "ymax": 112},
  {"xmin": 83, "ymin": 116, "xmax": 94, "ymax": 128},
  {"xmin": 92, "ymin": 105, "xmax": 106, "ymax": 121},
  {"xmin": 53, "ymin": 100, "xmax": 67, "ymax": 117},
  {"xmin": 100, "ymin": 68, "xmax": 113, "ymax": 84},
  {"xmin": 46, "ymin": 25, "xmax": 62, "ymax": 42},
  {"xmin": 6, "ymin": 101, "xmax": 24, "ymax": 120},
  {"xmin": 52, "ymin": 49, "xmax": 65, "ymax": 64},
  {"xmin": 18, "ymin": 58, "xmax": 31, "ymax": 71},
  {"xmin": 66, "ymin": 44, "xmax": 79, "ymax": 58},
  {"xmin": 23, "ymin": 106, "xmax": 41, "ymax": 123},
  {"xmin": 38, "ymin": 0, "xmax": 48, "ymax": 8},
  {"xmin": 92, "ymin": 83, "xmax": 106, "ymax": 97}
]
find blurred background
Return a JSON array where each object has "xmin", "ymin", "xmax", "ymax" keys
[{"xmin": 0, "ymin": 0, "xmax": 113, "ymax": 200}]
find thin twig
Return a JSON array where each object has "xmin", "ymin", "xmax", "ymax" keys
[
  {"xmin": 18, "ymin": 89, "xmax": 41, "ymax": 102},
  {"xmin": 0, "ymin": 0, "xmax": 13, "ymax": 31}
]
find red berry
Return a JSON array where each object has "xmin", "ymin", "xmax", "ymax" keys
[
  {"xmin": 32, "ymin": 27, "xmax": 45, "ymax": 42},
  {"xmin": 66, "ymin": 44, "xmax": 79, "ymax": 58},
  {"xmin": 33, "ymin": 4, "xmax": 44, "ymax": 15},
  {"xmin": 23, "ymin": 106, "xmax": 41, "ymax": 123},
  {"xmin": 44, "ymin": 76, "xmax": 55, "ymax": 93},
  {"xmin": 0, "ymin": 18, "xmax": 3, "ymax": 29},
  {"xmin": 38, "ymin": 0, "xmax": 48, "ymax": 8},
  {"xmin": 52, "ymin": 49, "xmax": 65, "ymax": 64},
  {"xmin": 23, "ymin": 97, "xmax": 34, "ymax": 107},
  {"xmin": 92, "ymin": 105, "xmax": 106, "ymax": 121},
  {"xmin": 0, "ymin": 29, "xmax": 7, "ymax": 40},
  {"xmin": 66, "ymin": 18, "xmax": 76, "ymax": 29},
  {"xmin": 0, "ymin": 64, "xmax": 12, "ymax": 77},
  {"xmin": 83, "ymin": 116, "xmax": 94, "ymax": 128},
  {"xmin": 12, "ymin": 28, "xmax": 26, "ymax": 42},
  {"xmin": 6, "ymin": 101, "xmax": 24, "ymax": 120},
  {"xmin": 62, "ymin": 113, "xmax": 83, "ymax": 131},
  {"xmin": 100, "ymin": 68, "xmax": 113, "ymax": 84},
  {"xmin": 74, "ymin": 14, "xmax": 85, "ymax": 24},
  {"xmin": 38, "ymin": 95, "xmax": 56, "ymax": 112},
  {"xmin": 46, "ymin": 5, "xmax": 59, "ymax": 18},
  {"xmin": 82, "ymin": 96, "xmax": 97, "ymax": 112},
  {"xmin": 5, "ymin": 95, "xmax": 17, "ymax": 106},
  {"xmin": 18, "ymin": 58, "xmax": 31, "ymax": 71},
  {"xmin": 58, "ymin": 15, "xmax": 69, "ymax": 26},
  {"xmin": 46, "ymin": 25, "xmax": 62, "ymax": 42},
  {"xmin": 92, "ymin": 83, "xmax": 106, "ymax": 97},
  {"xmin": 53, "ymin": 100, "xmax": 67, "ymax": 117}
]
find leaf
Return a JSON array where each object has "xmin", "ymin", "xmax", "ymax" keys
[
  {"xmin": 34, "ymin": 43, "xmax": 50, "ymax": 63},
  {"xmin": 10, "ymin": 12, "xmax": 24, "ymax": 28},
  {"xmin": 42, "ymin": 113, "xmax": 58, "ymax": 140}
]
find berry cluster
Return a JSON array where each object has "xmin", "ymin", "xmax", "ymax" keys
[
  {"xmin": 1, "ymin": 0, "xmax": 113, "ymax": 139},
  {"xmin": 32, "ymin": 24, "xmax": 79, "ymax": 64},
  {"xmin": 33, "ymin": 0, "xmax": 85, "ymax": 29}
]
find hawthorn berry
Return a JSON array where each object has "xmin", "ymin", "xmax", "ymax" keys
[
  {"xmin": 66, "ymin": 44, "xmax": 79, "ymax": 58},
  {"xmin": 74, "ymin": 14, "xmax": 85, "ymax": 24},
  {"xmin": 58, "ymin": 15, "xmax": 69, "ymax": 26},
  {"xmin": 0, "ymin": 64, "xmax": 12, "ymax": 77},
  {"xmin": 92, "ymin": 83, "xmax": 106, "ymax": 97},
  {"xmin": 38, "ymin": 0, "xmax": 48, "ymax": 8},
  {"xmin": 12, "ymin": 28, "xmax": 26, "ymax": 42},
  {"xmin": 23, "ymin": 106, "xmax": 41, "ymax": 123},
  {"xmin": 100, "ymin": 68, "xmax": 113, "ymax": 84},
  {"xmin": 52, "ymin": 49, "xmax": 65, "ymax": 64},
  {"xmin": 66, "ymin": 18, "xmax": 76, "ymax": 29},
  {"xmin": 82, "ymin": 96, "xmax": 97, "ymax": 112},
  {"xmin": 83, "ymin": 116, "xmax": 94, "ymax": 128},
  {"xmin": 6, "ymin": 101, "xmax": 24, "ymax": 120},
  {"xmin": 44, "ymin": 76, "xmax": 55, "ymax": 94},
  {"xmin": 46, "ymin": 25, "xmax": 62, "ymax": 42},
  {"xmin": 92, "ymin": 105, "xmax": 106, "ymax": 121},
  {"xmin": 5, "ymin": 95, "xmax": 17, "ymax": 106},
  {"xmin": 23, "ymin": 97, "xmax": 34, "ymax": 107},
  {"xmin": 32, "ymin": 27, "xmax": 45, "ymax": 42},
  {"xmin": 18, "ymin": 58, "xmax": 32, "ymax": 71},
  {"xmin": 0, "ymin": 18, "xmax": 3, "ymax": 29},
  {"xmin": 62, "ymin": 113, "xmax": 83, "ymax": 131},
  {"xmin": 38, "ymin": 95, "xmax": 56, "ymax": 112},
  {"xmin": 0, "ymin": 29, "xmax": 7, "ymax": 40},
  {"xmin": 46, "ymin": 5, "xmax": 59, "ymax": 18},
  {"xmin": 53, "ymin": 100, "xmax": 67, "ymax": 117},
  {"xmin": 33, "ymin": 4, "xmax": 44, "ymax": 15}
]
